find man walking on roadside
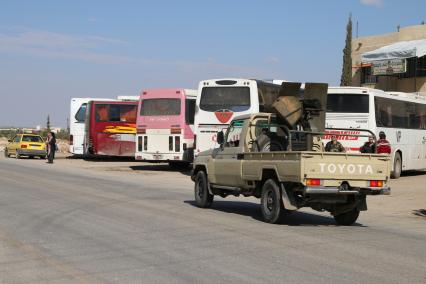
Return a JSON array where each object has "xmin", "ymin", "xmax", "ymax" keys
[{"xmin": 46, "ymin": 132, "xmax": 56, "ymax": 164}]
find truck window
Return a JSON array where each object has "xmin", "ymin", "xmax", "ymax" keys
[{"xmin": 225, "ymin": 119, "xmax": 245, "ymax": 147}]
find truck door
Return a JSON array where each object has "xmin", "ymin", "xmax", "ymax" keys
[{"xmin": 213, "ymin": 119, "xmax": 245, "ymax": 186}]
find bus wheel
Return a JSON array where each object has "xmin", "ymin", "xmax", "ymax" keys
[
  {"xmin": 260, "ymin": 179, "xmax": 284, "ymax": 224},
  {"xmin": 391, "ymin": 152, "xmax": 402, "ymax": 179},
  {"xmin": 194, "ymin": 171, "xmax": 213, "ymax": 208}
]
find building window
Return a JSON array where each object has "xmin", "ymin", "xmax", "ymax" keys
[
  {"xmin": 398, "ymin": 56, "xmax": 426, "ymax": 78},
  {"xmin": 361, "ymin": 67, "xmax": 378, "ymax": 84}
]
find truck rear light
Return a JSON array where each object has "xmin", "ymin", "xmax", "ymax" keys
[
  {"xmin": 144, "ymin": 136, "xmax": 148, "ymax": 151},
  {"xmin": 175, "ymin": 136, "xmax": 180, "ymax": 152},
  {"xmin": 137, "ymin": 128, "xmax": 146, "ymax": 134},
  {"xmin": 183, "ymin": 143, "xmax": 187, "ymax": 150},
  {"xmin": 306, "ymin": 179, "xmax": 321, "ymax": 186},
  {"xmin": 21, "ymin": 145, "xmax": 28, "ymax": 149},
  {"xmin": 170, "ymin": 128, "xmax": 181, "ymax": 134},
  {"xmin": 193, "ymin": 134, "xmax": 196, "ymax": 149},
  {"xmin": 138, "ymin": 136, "xmax": 143, "ymax": 152},
  {"xmin": 370, "ymin": 180, "xmax": 383, "ymax": 187},
  {"xmin": 69, "ymin": 135, "xmax": 73, "ymax": 145}
]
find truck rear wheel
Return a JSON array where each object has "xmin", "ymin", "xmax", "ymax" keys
[
  {"xmin": 333, "ymin": 208, "xmax": 360, "ymax": 226},
  {"xmin": 194, "ymin": 171, "xmax": 213, "ymax": 208},
  {"xmin": 260, "ymin": 179, "xmax": 284, "ymax": 224}
]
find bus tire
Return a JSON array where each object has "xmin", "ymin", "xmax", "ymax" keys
[
  {"xmin": 391, "ymin": 152, "xmax": 402, "ymax": 179},
  {"xmin": 260, "ymin": 179, "xmax": 284, "ymax": 224},
  {"xmin": 194, "ymin": 171, "xmax": 213, "ymax": 208},
  {"xmin": 333, "ymin": 208, "xmax": 360, "ymax": 226}
]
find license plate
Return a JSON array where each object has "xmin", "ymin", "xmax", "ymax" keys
[
  {"xmin": 153, "ymin": 154, "xmax": 162, "ymax": 160},
  {"xmin": 31, "ymin": 146, "xmax": 39, "ymax": 149}
]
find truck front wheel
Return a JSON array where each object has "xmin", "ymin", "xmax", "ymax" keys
[
  {"xmin": 333, "ymin": 208, "xmax": 360, "ymax": 226},
  {"xmin": 194, "ymin": 171, "xmax": 213, "ymax": 208},
  {"xmin": 261, "ymin": 179, "xmax": 284, "ymax": 224}
]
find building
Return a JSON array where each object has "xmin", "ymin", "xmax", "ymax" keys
[{"xmin": 352, "ymin": 24, "xmax": 426, "ymax": 93}]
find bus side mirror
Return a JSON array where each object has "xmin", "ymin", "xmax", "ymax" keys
[{"xmin": 217, "ymin": 131, "xmax": 224, "ymax": 145}]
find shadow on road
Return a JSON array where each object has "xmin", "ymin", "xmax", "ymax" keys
[
  {"xmin": 184, "ymin": 200, "xmax": 365, "ymax": 227},
  {"xmin": 130, "ymin": 164, "xmax": 191, "ymax": 176},
  {"xmin": 401, "ymin": 170, "xmax": 426, "ymax": 177}
]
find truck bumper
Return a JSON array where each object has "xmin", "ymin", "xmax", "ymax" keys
[{"xmin": 304, "ymin": 186, "xmax": 391, "ymax": 195}]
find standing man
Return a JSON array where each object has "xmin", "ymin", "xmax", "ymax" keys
[
  {"xmin": 46, "ymin": 132, "xmax": 56, "ymax": 163},
  {"xmin": 360, "ymin": 136, "xmax": 376, "ymax": 153},
  {"xmin": 376, "ymin": 131, "xmax": 391, "ymax": 154},
  {"xmin": 325, "ymin": 135, "xmax": 345, "ymax": 152}
]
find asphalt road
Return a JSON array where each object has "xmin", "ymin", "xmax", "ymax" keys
[{"xmin": 0, "ymin": 155, "xmax": 425, "ymax": 284}]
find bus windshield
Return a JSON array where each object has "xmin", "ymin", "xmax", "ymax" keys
[
  {"xmin": 327, "ymin": 93, "xmax": 369, "ymax": 113},
  {"xmin": 140, "ymin": 99, "xmax": 181, "ymax": 116},
  {"xmin": 200, "ymin": 87, "xmax": 250, "ymax": 112}
]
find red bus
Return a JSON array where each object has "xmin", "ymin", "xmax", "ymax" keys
[{"xmin": 84, "ymin": 100, "xmax": 138, "ymax": 157}]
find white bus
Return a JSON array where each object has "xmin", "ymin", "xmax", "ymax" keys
[
  {"xmin": 194, "ymin": 78, "xmax": 284, "ymax": 154},
  {"xmin": 69, "ymin": 98, "xmax": 111, "ymax": 155},
  {"xmin": 326, "ymin": 87, "xmax": 426, "ymax": 178}
]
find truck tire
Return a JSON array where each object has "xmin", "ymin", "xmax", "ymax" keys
[
  {"xmin": 333, "ymin": 208, "xmax": 360, "ymax": 226},
  {"xmin": 391, "ymin": 152, "xmax": 401, "ymax": 179},
  {"xmin": 253, "ymin": 134, "xmax": 285, "ymax": 152},
  {"xmin": 194, "ymin": 171, "xmax": 213, "ymax": 208},
  {"xmin": 260, "ymin": 179, "xmax": 284, "ymax": 224}
]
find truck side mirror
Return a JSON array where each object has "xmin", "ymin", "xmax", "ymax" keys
[{"xmin": 217, "ymin": 131, "xmax": 225, "ymax": 145}]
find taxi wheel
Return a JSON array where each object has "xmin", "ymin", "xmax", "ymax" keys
[
  {"xmin": 28, "ymin": 156, "xmax": 34, "ymax": 159},
  {"xmin": 4, "ymin": 149, "xmax": 10, "ymax": 158},
  {"xmin": 15, "ymin": 151, "xmax": 21, "ymax": 159}
]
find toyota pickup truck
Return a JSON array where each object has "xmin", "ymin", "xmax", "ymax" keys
[{"xmin": 191, "ymin": 112, "xmax": 391, "ymax": 225}]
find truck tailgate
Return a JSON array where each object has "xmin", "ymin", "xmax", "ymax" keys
[{"xmin": 302, "ymin": 152, "xmax": 391, "ymax": 186}]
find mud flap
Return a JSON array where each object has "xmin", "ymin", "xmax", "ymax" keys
[{"xmin": 280, "ymin": 183, "xmax": 298, "ymax": 211}]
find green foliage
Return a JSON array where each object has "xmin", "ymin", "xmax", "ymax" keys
[{"xmin": 340, "ymin": 14, "xmax": 353, "ymax": 86}]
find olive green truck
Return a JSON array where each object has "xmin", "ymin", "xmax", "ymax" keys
[{"xmin": 191, "ymin": 83, "xmax": 391, "ymax": 225}]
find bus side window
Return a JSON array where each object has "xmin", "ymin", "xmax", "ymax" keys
[{"xmin": 185, "ymin": 99, "xmax": 196, "ymax": 125}]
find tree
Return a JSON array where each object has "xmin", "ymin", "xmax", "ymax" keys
[
  {"xmin": 46, "ymin": 115, "xmax": 51, "ymax": 131},
  {"xmin": 340, "ymin": 14, "xmax": 353, "ymax": 86}
]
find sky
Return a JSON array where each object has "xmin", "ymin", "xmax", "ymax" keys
[{"xmin": 1, "ymin": 0, "xmax": 426, "ymax": 127}]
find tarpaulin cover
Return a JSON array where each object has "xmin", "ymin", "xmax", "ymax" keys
[{"xmin": 361, "ymin": 39, "xmax": 426, "ymax": 62}]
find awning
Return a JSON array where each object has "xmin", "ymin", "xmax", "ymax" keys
[{"xmin": 361, "ymin": 39, "xmax": 426, "ymax": 62}]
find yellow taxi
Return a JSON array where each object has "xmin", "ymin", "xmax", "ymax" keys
[{"xmin": 4, "ymin": 134, "xmax": 47, "ymax": 159}]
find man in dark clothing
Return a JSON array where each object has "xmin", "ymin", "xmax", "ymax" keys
[
  {"xmin": 360, "ymin": 136, "xmax": 376, "ymax": 153},
  {"xmin": 325, "ymin": 135, "xmax": 345, "ymax": 152},
  {"xmin": 46, "ymin": 132, "xmax": 56, "ymax": 163},
  {"xmin": 376, "ymin": 131, "xmax": 391, "ymax": 154}
]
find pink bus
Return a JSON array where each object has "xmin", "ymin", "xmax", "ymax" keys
[{"xmin": 135, "ymin": 88, "xmax": 197, "ymax": 167}]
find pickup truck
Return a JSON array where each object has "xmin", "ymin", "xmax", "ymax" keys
[{"xmin": 191, "ymin": 113, "xmax": 391, "ymax": 225}]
